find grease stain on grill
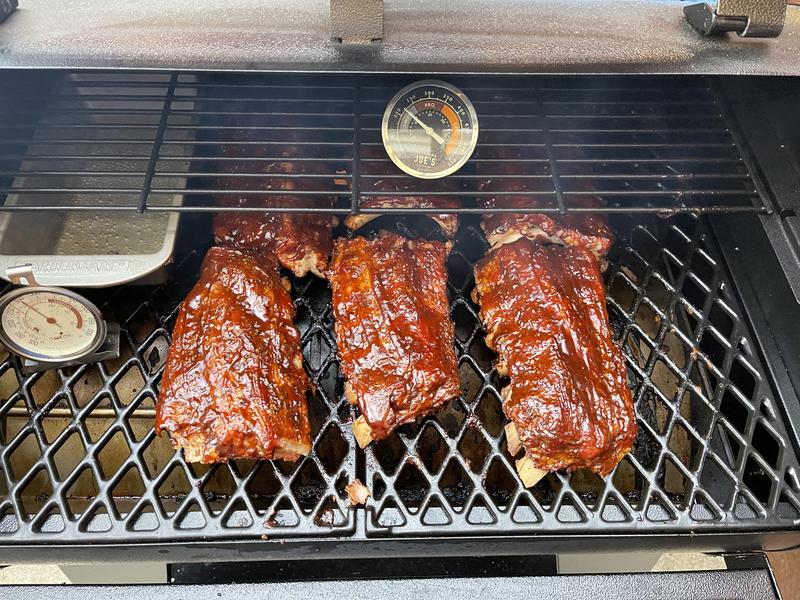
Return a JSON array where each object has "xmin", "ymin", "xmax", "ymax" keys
[
  {"xmin": 416, "ymin": 423, "xmax": 448, "ymax": 475},
  {"xmin": 291, "ymin": 460, "xmax": 328, "ymax": 512},
  {"xmin": 483, "ymin": 458, "xmax": 518, "ymax": 508},
  {"xmin": 439, "ymin": 458, "xmax": 474, "ymax": 508},
  {"xmin": 394, "ymin": 461, "xmax": 430, "ymax": 511},
  {"xmin": 264, "ymin": 497, "xmax": 300, "ymax": 528},
  {"xmin": 313, "ymin": 497, "xmax": 345, "ymax": 527}
]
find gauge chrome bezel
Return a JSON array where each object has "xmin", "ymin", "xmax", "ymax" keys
[
  {"xmin": 381, "ymin": 79, "xmax": 479, "ymax": 180},
  {"xmin": 0, "ymin": 286, "xmax": 107, "ymax": 363}
]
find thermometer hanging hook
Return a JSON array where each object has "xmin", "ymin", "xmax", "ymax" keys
[{"xmin": 7, "ymin": 264, "xmax": 41, "ymax": 287}]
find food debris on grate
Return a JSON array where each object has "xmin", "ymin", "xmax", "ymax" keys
[{"xmin": 345, "ymin": 479, "xmax": 371, "ymax": 506}]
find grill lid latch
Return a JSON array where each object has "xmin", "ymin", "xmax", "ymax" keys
[{"xmin": 684, "ymin": 0, "xmax": 787, "ymax": 38}]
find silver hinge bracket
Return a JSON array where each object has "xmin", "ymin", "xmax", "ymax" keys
[
  {"xmin": 684, "ymin": 0, "xmax": 787, "ymax": 38},
  {"xmin": 330, "ymin": 0, "xmax": 383, "ymax": 45},
  {"xmin": 0, "ymin": 0, "xmax": 18, "ymax": 24},
  {"xmin": 6, "ymin": 264, "xmax": 40, "ymax": 287}
]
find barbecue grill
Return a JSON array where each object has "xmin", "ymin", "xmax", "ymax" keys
[{"xmin": 1, "ymin": 1, "xmax": 800, "ymax": 598}]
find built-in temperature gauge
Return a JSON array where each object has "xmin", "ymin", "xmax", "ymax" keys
[{"xmin": 381, "ymin": 80, "xmax": 479, "ymax": 179}]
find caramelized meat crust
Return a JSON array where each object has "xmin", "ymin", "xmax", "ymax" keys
[
  {"xmin": 480, "ymin": 195, "xmax": 613, "ymax": 260},
  {"xmin": 345, "ymin": 179, "xmax": 460, "ymax": 238},
  {"xmin": 213, "ymin": 155, "xmax": 334, "ymax": 278},
  {"xmin": 474, "ymin": 238, "xmax": 636, "ymax": 475},
  {"xmin": 330, "ymin": 232, "xmax": 461, "ymax": 442},
  {"xmin": 156, "ymin": 246, "xmax": 312, "ymax": 463},
  {"xmin": 476, "ymin": 153, "xmax": 612, "ymax": 258}
]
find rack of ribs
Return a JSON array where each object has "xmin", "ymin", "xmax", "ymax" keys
[
  {"xmin": 476, "ymin": 157, "xmax": 613, "ymax": 260},
  {"xmin": 473, "ymin": 237, "xmax": 636, "ymax": 484},
  {"xmin": 346, "ymin": 178, "xmax": 461, "ymax": 238},
  {"xmin": 212, "ymin": 146, "xmax": 335, "ymax": 278},
  {"xmin": 330, "ymin": 231, "xmax": 461, "ymax": 446},
  {"xmin": 480, "ymin": 195, "xmax": 613, "ymax": 261},
  {"xmin": 156, "ymin": 246, "xmax": 312, "ymax": 463}
]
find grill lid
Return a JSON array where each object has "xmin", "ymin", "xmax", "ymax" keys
[{"xmin": 2, "ymin": 1, "xmax": 800, "ymax": 75}]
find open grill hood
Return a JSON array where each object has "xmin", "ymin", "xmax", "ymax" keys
[{"xmin": 1, "ymin": 1, "xmax": 800, "ymax": 75}]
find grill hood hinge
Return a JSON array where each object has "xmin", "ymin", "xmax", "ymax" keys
[
  {"xmin": 0, "ymin": 0, "xmax": 17, "ymax": 24},
  {"xmin": 684, "ymin": 0, "xmax": 787, "ymax": 38},
  {"xmin": 330, "ymin": 0, "xmax": 383, "ymax": 45}
]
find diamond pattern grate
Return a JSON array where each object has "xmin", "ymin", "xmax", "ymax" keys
[
  {"xmin": 1, "ymin": 212, "xmax": 797, "ymax": 542},
  {"xmin": 363, "ymin": 214, "xmax": 800, "ymax": 535},
  {"xmin": 0, "ymin": 72, "xmax": 797, "ymax": 545},
  {"xmin": 0, "ymin": 234, "xmax": 357, "ymax": 540}
]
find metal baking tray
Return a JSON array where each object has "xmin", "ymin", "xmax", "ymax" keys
[
  {"xmin": 0, "ymin": 73, "xmax": 188, "ymax": 287},
  {"xmin": 0, "ymin": 211, "xmax": 181, "ymax": 287}
]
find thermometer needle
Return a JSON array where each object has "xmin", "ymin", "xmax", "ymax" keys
[
  {"xmin": 404, "ymin": 108, "xmax": 446, "ymax": 145},
  {"xmin": 20, "ymin": 301, "xmax": 59, "ymax": 326}
]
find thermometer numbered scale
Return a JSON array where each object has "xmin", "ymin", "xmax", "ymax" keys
[
  {"xmin": 382, "ymin": 80, "xmax": 479, "ymax": 179},
  {"xmin": 0, "ymin": 265, "xmax": 119, "ymax": 373}
]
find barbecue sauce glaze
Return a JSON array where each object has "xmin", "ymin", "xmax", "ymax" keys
[
  {"xmin": 156, "ymin": 246, "xmax": 312, "ymax": 463},
  {"xmin": 475, "ymin": 238, "xmax": 636, "ymax": 475},
  {"xmin": 330, "ymin": 232, "xmax": 461, "ymax": 441}
]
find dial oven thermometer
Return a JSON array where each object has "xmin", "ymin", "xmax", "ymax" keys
[
  {"xmin": 0, "ymin": 265, "xmax": 120, "ymax": 373},
  {"xmin": 382, "ymin": 80, "xmax": 479, "ymax": 179}
]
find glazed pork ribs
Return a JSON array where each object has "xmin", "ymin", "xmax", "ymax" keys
[
  {"xmin": 213, "ymin": 149, "xmax": 334, "ymax": 278},
  {"xmin": 330, "ymin": 231, "xmax": 461, "ymax": 446},
  {"xmin": 476, "ymin": 157, "xmax": 613, "ymax": 259},
  {"xmin": 480, "ymin": 195, "xmax": 614, "ymax": 261},
  {"xmin": 346, "ymin": 178, "xmax": 461, "ymax": 238},
  {"xmin": 473, "ymin": 237, "xmax": 636, "ymax": 484},
  {"xmin": 156, "ymin": 246, "xmax": 312, "ymax": 463}
]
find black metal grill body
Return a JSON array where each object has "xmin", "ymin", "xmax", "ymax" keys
[{"xmin": 0, "ymin": 72, "xmax": 798, "ymax": 561}]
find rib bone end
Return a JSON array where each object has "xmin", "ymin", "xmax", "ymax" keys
[
  {"xmin": 353, "ymin": 416, "xmax": 374, "ymax": 448},
  {"xmin": 515, "ymin": 455, "xmax": 547, "ymax": 488},
  {"xmin": 344, "ymin": 381, "xmax": 358, "ymax": 406},
  {"xmin": 505, "ymin": 422, "xmax": 523, "ymax": 457}
]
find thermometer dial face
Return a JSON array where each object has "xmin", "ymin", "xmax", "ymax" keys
[
  {"xmin": 0, "ymin": 288, "xmax": 106, "ymax": 362},
  {"xmin": 382, "ymin": 80, "xmax": 479, "ymax": 179}
]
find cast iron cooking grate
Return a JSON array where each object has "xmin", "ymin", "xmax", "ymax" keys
[
  {"xmin": 0, "ymin": 72, "xmax": 797, "ymax": 544},
  {"xmin": 362, "ymin": 212, "xmax": 800, "ymax": 534},
  {"xmin": 0, "ymin": 225, "xmax": 358, "ymax": 539}
]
